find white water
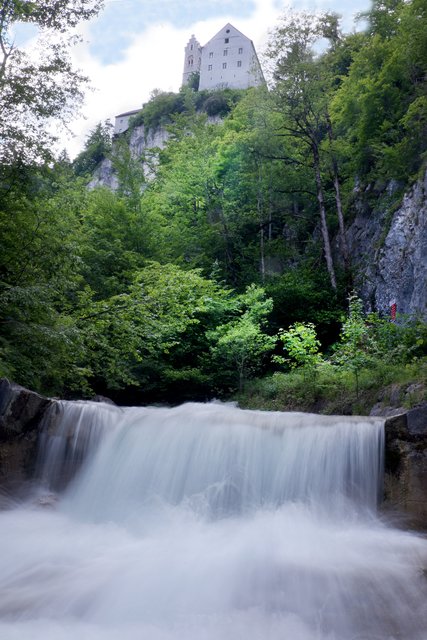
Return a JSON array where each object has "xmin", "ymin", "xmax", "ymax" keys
[{"xmin": 1, "ymin": 401, "xmax": 426, "ymax": 640}]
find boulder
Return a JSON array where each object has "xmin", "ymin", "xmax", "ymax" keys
[
  {"xmin": 384, "ymin": 404, "xmax": 427, "ymax": 528},
  {"xmin": 0, "ymin": 378, "xmax": 52, "ymax": 492}
]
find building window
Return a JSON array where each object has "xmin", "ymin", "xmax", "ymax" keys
[
  {"xmin": 237, "ymin": 60, "xmax": 242, "ymax": 67},
  {"xmin": 223, "ymin": 62, "xmax": 227, "ymax": 69},
  {"xmin": 225, "ymin": 38, "xmax": 229, "ymax": 43},
  {"xmin": 209, "ymin": 51, "xmax": 213, "ymax": 58},
  {"xmin": 223, "ymin": 49, "xmax": 228, "ymax": 56},
  {"xmin": 190, "ymin": 44, "xmax": 193, "ymax": 50},
  {"xmin": 208, "ymin": 64, "xmax": 212, "ymax": 70},
  {"xmin": 238, "ymin": 47, "xmax": 243, "ymax": 54}
]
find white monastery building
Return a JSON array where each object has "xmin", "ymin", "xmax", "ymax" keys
[
  {"xmin": 182, "ymin": 23, "xmax": 264, "ymax": 91},
  {"xmin": 114, "ymin": 24, "xmax": 264, "ymax": 135},
  {"xmin": 114, "ymin": 108, "xmax": 141, "ymax": 135}
]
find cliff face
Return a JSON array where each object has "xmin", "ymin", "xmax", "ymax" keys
[
  {"xmin": 347, "ymin": 170, "xmax": 427, "ymax": 317},
  {"xmin": 0, "ymin": 379, "xmax": 52, "ymax": 496},
  {"xmin": 88, "ymin": 116, "xmax": 221, "ymax": 191},
  {"xmin": 88, "ymin": 124, "xmax": 171, "ymax": 191}
]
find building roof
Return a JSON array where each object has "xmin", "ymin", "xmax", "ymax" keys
[
  {"xmin": 202, "ymin": 23, "xmax": 249, "ymax": 48},
  {"xmin": 115, "ymin": 108, "xmax": 141, "ymax": 118}
]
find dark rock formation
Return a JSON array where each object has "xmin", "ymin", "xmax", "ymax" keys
[
  {"xmin": 384, "ymin": 404, "xmax": 427, "ymax": 528},
  {"xmin": 0, "ymin": 379, "xmax": 52, "ymax": 492}
]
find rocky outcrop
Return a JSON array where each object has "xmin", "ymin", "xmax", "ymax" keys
[
  {"xmin": 0, "ymin": 379, "xmax": 52, "ymax": 493},
  {"xmin": 87, "ymin": 157, "xmax": 118, "ymax": 191},
  {"xmin": 88, "ymin": 123, "xmax": 172, "ymax": 190},
  {"xmin": 89, "ymin": 116, "xmax": 221, "ymax": 191},
  {"xmin": 347, "ymin": 170, "xmax": 427, "ymax": 317},
  {"xmin": 384, "ymin": 404, "xmax": 427, "ymax": 528}
]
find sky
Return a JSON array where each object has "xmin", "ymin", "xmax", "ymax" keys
[{"xmin": 15, "ymin": 0, "xmax": 372, "ymax": 158}]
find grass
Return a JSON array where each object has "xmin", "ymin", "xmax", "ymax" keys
[{"xmin": 236, "ymin": 358, "xmax": 427, "ymax": 416}]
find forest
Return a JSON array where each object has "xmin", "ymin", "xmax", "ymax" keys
[{"xmin": 0, "ymin": 0, "xmax": 426, "ymax": 407}]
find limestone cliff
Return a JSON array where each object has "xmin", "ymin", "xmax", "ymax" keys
[
  {"xmin": 88, "ymin": 123, "xmax": 171, "ymax": 191},
  {"xmin": 347, "ymin": 170, "xmax": 427, "ymax": 317}
]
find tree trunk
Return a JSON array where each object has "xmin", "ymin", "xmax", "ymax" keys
[
  {"xmin": 257, "ymin": 163, "xmax": 265, "ymax": 282},
  {"xmin": 312, "ymin": 143, "xmax": 337, "ymax": 290},
  {"xmin": 326, "ymin": 113, "xmax": 349, "ymax": 267}
]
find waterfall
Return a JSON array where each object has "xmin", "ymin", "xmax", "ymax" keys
[{"xmin": 0, "ymin": 401, "xmax": 426, "ymax": 640}]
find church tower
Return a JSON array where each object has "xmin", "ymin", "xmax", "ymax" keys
[{"xmin": 182, "ymin": 35, "xmax": 202, "ymax": 87}]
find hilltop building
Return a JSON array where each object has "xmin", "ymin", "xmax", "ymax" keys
[
  {"xmin": 114, "ymin": 108, "xmax": 141, "ymax": 135},
  {"xmin": 182, "ymin": 23, "xmax": 264, "ymax": 91},
  {"xmin": 114, "ymin": 24, "xmax": 264, "ymax": 135}
]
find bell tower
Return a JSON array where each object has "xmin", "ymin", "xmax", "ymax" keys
[{"xmin": 182, "ymin": 34, "xmax": 202, "ymax": 87}]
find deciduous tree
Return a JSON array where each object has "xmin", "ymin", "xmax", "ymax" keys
[{"xmin": 0, "ymin": 0, "xmax": 103, "ymax": 163}]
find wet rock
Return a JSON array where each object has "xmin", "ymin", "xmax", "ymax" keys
[
  {"xmin": 0, "ymin": 379, "xmax": 52, "ymax": 490},
  {"xmin": 33, "ymin": 493, "xmax": 58, "ymax": 509},
  {"xmin": 92, "ymin": 394, "xmax": 116, "ymax": 405},
  {"xmin": 384, "ymin": 404, "xmax": 427, "ymax": 528}
]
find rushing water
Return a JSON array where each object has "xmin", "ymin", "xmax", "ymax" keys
[{"xmin": 0, "ymin": 401, "xmax": 426, "ymax": 640}]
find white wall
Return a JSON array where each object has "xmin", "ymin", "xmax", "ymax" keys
[
  {"xmin": 114, "ymin": 110, "xmax": 140, "ymax": 135},
  {"xmin": 198, "ymin": 24, "xmax": 263, "ymax": 91}
]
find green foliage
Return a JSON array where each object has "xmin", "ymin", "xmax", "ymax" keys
[
  {"xmin": 331, "ymin": 295, "xmax": 427, "ymax": 396},
  {"xmin": 79, "ymin": 187, "xmax": 146, "ymax": 298},
  {"xmin": 274, "ymin": 322, "xmax": 322, "ymax": 372},
  {"xmin": 206, "ymin": 285, "xmax": 275, "ymax": 392},
  {"xmin": 369, "ymin": 312, "xmax": 427, "ymax": 362},
  {"xmin": 0, "ymin": 164, "xmax": 89, "ymax": 393},
  {"xmin": 0, "ymin": 0, "xmax": 104, "ymax": 163},
  {"xmin": 129, "ymin": 90, "xmax": 186, "ymax": 131},
  {"xmin": 127, "ymin": 88, "xmax": 245, "ymax": 136},
  {"xmin": 332, "ymin": 294, "xmax": 376, "ymax": 393},
  {"xmin": 238, "ymin": 358, "xmax": 426, "ymax": 415},
  {"xmin": 331, "ymin": 0, "xmax": 427, "ymax": 182},
  {"xmin": 79, "ymin": 262, "xmax": 225, "ymax": 391},
  {"xmin": 73, "ymin": 121, "xmax": 113, "ymax": 177}
]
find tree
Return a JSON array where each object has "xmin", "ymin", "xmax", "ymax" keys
[
  {"xmin": 274, "ymin": 322, "xmax": 322, "ymax": 373},
  {"xmin": 332, "ymin": 294, "xmax": 375, "ymax": 395},
  {"xmin": 331, "ymin": 0, "xmax": 427, "ymax": 182},
  {"xmin": 0, "ymin": 164, "xmax": 89, "ymax": 393},
  {"xmin": 0, "ymin": 0, "xmax": 104, "ymax": 163},
  {"xmin": 78, "ymin": 262, "xmax": 223, "ymax": 391},
  {"xmin": 266, "ymin": 12, "xmax": 342, "ymax": 289},
  {"xmin": 207, "ymin": 285, "xmax": 275, "ymax": 391},
  {"xmin": 73, "ymin": 121, "xmax": 112, "ymax": 177}
]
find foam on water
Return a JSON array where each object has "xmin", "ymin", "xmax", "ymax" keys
[{"xmin": 0, "ymin": 401, "xmax": 426, "ymax": 640}]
